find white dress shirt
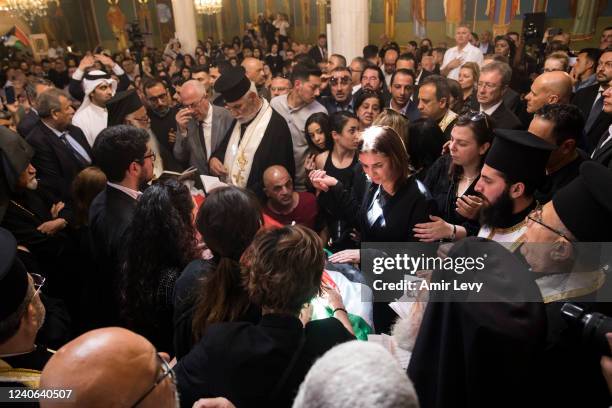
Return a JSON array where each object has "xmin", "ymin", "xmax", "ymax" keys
[
  {"xmin": 202, "ymin": 106, "xmax": 213, "ymax": 160},
  {"xmin": 441, "ymin": 43, "xmax": 484, "ymax": 80},
  {"xmin": 107, "ymin": 182, "xmax": 142, "ymax": 200},
  {"xmin": 480, "ymin": 100, "xmax": 503, "ymax": 116}
]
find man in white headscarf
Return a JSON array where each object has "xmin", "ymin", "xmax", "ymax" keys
[{"xmin": 72, "ymin": 70, "xmax": 117, "ymax": 147}]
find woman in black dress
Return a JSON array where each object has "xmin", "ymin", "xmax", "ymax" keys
[{"xmin": 414, "ymin": 112, "xmax": 493, "ymax": 242}]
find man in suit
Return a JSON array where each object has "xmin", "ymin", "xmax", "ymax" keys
[
  {"xmin": 572, "ymin": 47, "xmax": 612, "ymax": 153},
  {"xmin": 320, "ymin": 67, "xmax": 355, "ymax": 114},
  {"xmin": 88, "ymin": 125, "xmax": 153, "ymax": 328},
  {"xmin": 16, "ymin": 78, "xmax": 53, "ymax": 139},
  {"xmin": 25, "ymin": 89, "xmax": 92, "ymax": 220},
  {"xmin": 388, "ymin": 69, "xmax": 420, "ymax": 122},
  {"xmin": 174, "ymin": 80, "xmax": 234, "ymax": 176},
  {"xmin": 308, "ymin": 34, "xmax": 328, "ymax": 64},
  {"xmin": 477, "ymin": 62, "xmax": 523, "ymax": 130},
  {"xmin": 418, "ymin": 75, "xmax": 457, "ymax": 140},
  {"xmin": 591, "ymin": 77, "xmax": 612, "ymax": 168}
]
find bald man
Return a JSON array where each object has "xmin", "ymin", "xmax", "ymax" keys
[
  {"xmin": 174, "ymin": 80, "xmax": 234, "ymax": 175},
  {"xmin": 524, "ymin": 71, "xmax": 573, "ymax": 114},
  {"xmin": 262, "ymin": 165, "xmax": 319, "ymax": 230},
  {"xmin": 39, "ymin": 327, "xmax": 178, "ymax": 408},
  {"xmin": 242, "ymin": 57, "xmax": 271, "ymax": 101}
]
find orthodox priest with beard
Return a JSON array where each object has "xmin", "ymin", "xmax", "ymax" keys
[
  {"xmin": 209, "ymin": 66, "xmax": 295, "ymax": 200},
  {"xmin": 474, "ymin": 129, "xmax": 555, "ymax": 250}
]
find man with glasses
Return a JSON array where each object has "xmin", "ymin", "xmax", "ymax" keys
[
  {"xmin": 270, "ymin": 75, "xmax": 292, "ymax": 98},
  {"xmin": 520, "ymin": 161, "xmax": 612, "ymax": 408},
  {"xmin": 572, "ymin": 47, "xmax": 612, "ymax": 153},
  {"xmin": 40, "ymin": 327, "xmax": 180, "ymax": 408},
  {"xmin": 211, "ymin": 66, "xmax": 295, "ymax": 200},
  {"xmin": 0, "ymin": 227, "xmax": 50, "ymax": 389},
  {"xmin": 388, "ymin": 68, "xmax": 420, "ymax": 121},
  {"xmin": 270, "ymin": 62, "xmax": 325, "ymax": 191},
  {"xmin": 321, "ymin": 67, "xmax": 354, "ymax": 115},
  {"xmin": 88, "ymin": 125, "xmax": 153, "ymax": 328},
  {"xmin": 474, "ymin": 129, "xmax": 555, "ymax": 248},
  {"xmin": 174, "ymin": 80, "xmax": 233, "ymax": 176},
  {"xmin": 143, "ymin": 79, "xmax": 183, "ymax": 172},
  {"xmin": 349, "ymin": 57, "xmax": 366, "ymax": 94},
  {"xmin": 477, "ymin": 62, "xmax": 523, "ymax": 130}
]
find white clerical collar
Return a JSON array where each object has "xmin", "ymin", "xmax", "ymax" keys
[
  {"xmin": 480, "ymin": 100, "xmax": 503, "ymax": 116},
  {"xmin": 107, "ymin": 182, "xmax": 142, "ymax": 200}
]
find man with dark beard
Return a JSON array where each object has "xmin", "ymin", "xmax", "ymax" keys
[{"xmin": 474, "ymin": 129, "xmax": 555, "ymax": 250}]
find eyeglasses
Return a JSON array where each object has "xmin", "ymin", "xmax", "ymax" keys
[
  {"xmin": 137, "ymin": 151, "xmax": 156, "ymax": 164},
  {"xmin": 147, "ymin": 93, "xmax": 167, "ymax": 103},
  {"xmin": 330, "ymin": 77, "xmax": 351, "ymax": 86},
  {"xmin": 526, "ymin": 207, "xmax": 575, "ymax": 243},
  {"xmin": 130, "ymin": 354, "xmax": 175, "ymax": 408},
  {"xmin": 271, "ymin": 86, "xmax": 290, "ymax": 92},
  {"xmin": 468, "ymin": 111, "xmax": 491, "ymax": 131},
  {"xmin": 185, "ymin": 96, "xmax": 205, "ymax": 110},
  {"xmin": 477, "ymin": 81, "xmax": 499, "ymax": 90}
]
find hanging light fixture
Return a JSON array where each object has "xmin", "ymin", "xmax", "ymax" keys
[
  {"xmin": 194, "ymin": 0, "xmax": 222, "ymax": 15},
  {"xmin": 315, "ymin": 0, "xmax": 328, "ymax": 6},
  {"xmin": 2, "ymin": 0, "xmax": 57, "ymax": 25},
  {"xmin": 106, "ymin": 0, "xmax": 120, "ymax": 5},
  {"xmin": 137, "ymin": 0, "xmax": 149, "ymax": 4}
]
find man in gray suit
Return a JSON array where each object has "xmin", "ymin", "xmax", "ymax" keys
[{"xmin": 174, "ymin": 80, "xmax": 234, "ymax": 175}]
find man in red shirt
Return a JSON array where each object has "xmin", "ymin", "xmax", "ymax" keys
[{"xmin": 262, "ymin": 165, "xmax": 320, "ymax": 231}]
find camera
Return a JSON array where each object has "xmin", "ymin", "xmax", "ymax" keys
[
  {"xmin": 561, "ymin": 302, "xmax": 612, "ymax": 356},
  {"xmin": 523, "ymin": 22, "xmax": 540, "ymax": 45}
]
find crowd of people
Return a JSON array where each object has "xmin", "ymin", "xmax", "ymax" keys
[{"xmin": 2, "ymin": 14, "xmax": 612, "ymax": 407}]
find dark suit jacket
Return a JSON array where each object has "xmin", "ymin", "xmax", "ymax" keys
[
  {"xmin": 489, "ymin": 101, "xmax": 523, "ymax": 130},
  {"xmin": 572, "ymin": 84, "xmax": 612, "ymax": 154},
  {"xmin": 173, "ymin": 106, "xmax": 234, "ymax": 175},
  {"xmin": 592, "ymin": 134, "xmax": 612, "ymax": 169},
  {"xmin": 87, "ymin": 185, "xmax": 137, "ymax": 328},
  {"xmin": 308, "ymin": 46, "xmax": 326, "ymax": 63},
  {"xmin": 25, "ymin": 121, "xmax": 92, "ymax": 213},
  {"xmin": 17, "ymin": 110, "xmax": 40, "ymax": 139}
]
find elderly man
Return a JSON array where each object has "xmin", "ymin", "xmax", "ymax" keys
[
  {"xmin": 441, "ymin": 25, "xmax": 484, "ymax": 80},
  {"xmin": 40, "ymin": 327, "xmax": 179, "ymax": 408},
  {"xmin": 417, "ymin": 75, "xmax": 457, "ymax": 139},
  {"xmin": 26, "ymin": 89, "xmax": 92, "ymax": 219},
  {"xmin": 381, "ymin": 48, "xmax": 399, "ymax": 87},
  {"xmin": 242, "ymin": 57, "xmax": 271, "ymax": 101},
  {"xmin": 17, "ymin": 78, "xmax": 53, "ymax": 139},
  {"xmin": 270, "ymin": 62, "xmax": 325, "ymax": 191},
  {"xmin": 572, "ymin": 47, "xmax": 612, "ymax": 153},
  {"xmin": 174, "ymin": 80, "xmax": 233, "ymax": 176},
  {"xmin": 270, "ymin": 75, "xmax": 292, "ymax": 98},
  {"xmin": 474, "ymin": 129, "xmax": 555, "ymax": 247},
  {"xmin": 0, "ymin": 227, "xmax": 50, "ymax": 389},
  {"xmin": 210, "ymin": 66, "xmax": 295, "ymax": 200},
  {"xmin": 262, "ymin": 165, "xmax": 319, "ymax": 231},
  {"xmin": 477, "ymin": 62, "xmax": 522, "ymax": 129},
  {"xmin": 591, "ymin": 77, "xmax": 612, "ymax": 167},
  {"xmin": 321, "ymin": 67, "xmax": 354, "ymax": 114},
  {"xmin": 521, "ymin": 161, "xmax": 612, "ymax": 408}
]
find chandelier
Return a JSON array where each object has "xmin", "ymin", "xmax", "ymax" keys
[
  {"xmin": 2, "ymin": 0, "xmax": 56, "ymax": 25},
  {"xmin": 194, "ymin": 0, "xmax": 222, "ymax": 15}
]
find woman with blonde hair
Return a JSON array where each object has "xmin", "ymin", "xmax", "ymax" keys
[{"xmin": 458, "ymin": 62, "xmax": 479, "ymax": 111}]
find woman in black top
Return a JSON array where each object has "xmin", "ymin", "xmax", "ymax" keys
[
  {"xmin": 175, "ymin": 226, "xmax": 354, "ymax": 408},
  {"xmin": 173, "ymin": 186, "xmax": 263, "ymax": 358},
  {"xmin": 120, "ymin": 180, "xmax": 199, "ymax": 355},
  {"xmin": 304, "ymin": 112, "xmax": 332, "ymax": 174},
  {"xmin": 415, "ymin": 112, "xmax": 493, "ymax": 242}
]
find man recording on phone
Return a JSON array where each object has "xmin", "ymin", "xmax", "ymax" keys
[{"xmin": 173, "ymin": 80, "xmax": 234, "ymax": 176}]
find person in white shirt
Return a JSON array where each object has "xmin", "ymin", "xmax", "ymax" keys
[
  {"xmin": 441, "ymin": 25, "xmax": 484, "ymax": 80},
  {"xmin": 72, "ymin": 71, "xmax": 117, "ymax": 147}
]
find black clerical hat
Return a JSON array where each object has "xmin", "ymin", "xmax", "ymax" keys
[
  {"xmin": 552, "ymin": 162, "xmax": 612, "ymax": 242},
  {"xmin": 0, "ymin": 227, "xmax": 29, "ymax": 321},
  {"xmin": 485, "ymin": 129, "xmax": 555, "ymax": 188},
  {"xmin": 213, "ymin": 66, "xmax": 251, "ymax": 103},
  {"xmin": 107, "ymin": 89, "xmax": 144, "ymax": 127}
]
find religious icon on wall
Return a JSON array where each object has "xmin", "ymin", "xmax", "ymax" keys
[
  {"xmin": 570, "ymin": 0, "xmax": 608, "ymax": 41},
  {"xmin": 412, "ymin": 0, "xmax": 427, "ymax": 38},
  {"xmin": 444, "ymin": 0, "xmax": 465, "ymax": 38},
  {"xmin": 106, "ymin": 4, "xmax": 128, "ymax": 51},
  {"xmin": 486, "ymin": 0, "xmax": 521, "ymax": 37}
]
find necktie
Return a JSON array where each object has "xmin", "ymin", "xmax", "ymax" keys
[
  {"xmin": 593, "ymin": 130, "xmax": 611, "ymax": 159},
  {"xmin": 585, "ymin": 91, "xmax": 604, "ymax": 133},
  {"xmin": 59, "ymin": 133, "xmax": 89, "ymax": 167}
]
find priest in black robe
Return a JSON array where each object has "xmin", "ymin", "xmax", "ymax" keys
[{"xmin": 209, "ymin": 66, "xmax": 295, "ymax": 201}]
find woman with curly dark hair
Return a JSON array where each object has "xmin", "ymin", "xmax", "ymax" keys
[
  {"xmin": 120, "ymin": 179, "xmax": 199, "ymax": 354},
  {"xmin": 173, "ymin": 186, "xmax": 263, "ymax": 358}
]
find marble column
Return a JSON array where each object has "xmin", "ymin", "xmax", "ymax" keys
[
  {"xmin": 330, "ymin": 0, "xmax": 368, "ymax": 62},
  {"xmin": 171, "ymin": 0, "xmax": 198, "ymax": 55}
]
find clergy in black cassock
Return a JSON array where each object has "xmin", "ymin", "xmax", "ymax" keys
[{"xmin": 209, "ymin": 66, "xmax": 295, "ymax": 201}]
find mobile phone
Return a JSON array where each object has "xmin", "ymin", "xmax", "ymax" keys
[{"xmin": 5, "ymin": 86, "xmax": 16, "ymax": 105}]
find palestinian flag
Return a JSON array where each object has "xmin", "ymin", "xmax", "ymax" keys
[
  {"xmin": 2, "ymin": 26, "xmax": 30, "ymax": 50},
  {"xmin": 310, "ymin": 268, "xmax": 374, "ymax": 341}
]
